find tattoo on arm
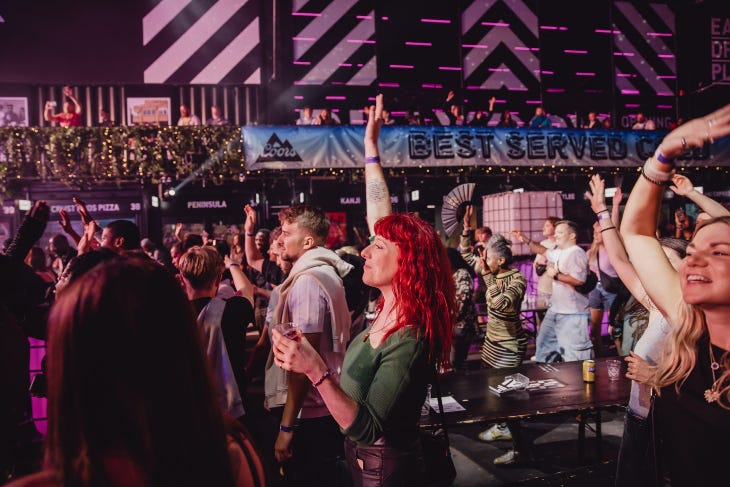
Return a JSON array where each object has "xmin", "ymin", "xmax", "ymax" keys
[{"xmin": 366, "ymin": 179, "xmax": 389, "ymax": 203}]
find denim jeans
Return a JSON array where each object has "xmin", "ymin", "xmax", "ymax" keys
[
  {"xmin": 535, "ymin": 309, "xmax": 592, "ymax": 362},
  {"xmin": 344, "ymin": 436, "xmax": 425, "ymax": 487}
]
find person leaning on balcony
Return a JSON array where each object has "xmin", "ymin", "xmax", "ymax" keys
[{"xmin": 44, "ymin": 86, "xmax": 82, "ymax": 127}]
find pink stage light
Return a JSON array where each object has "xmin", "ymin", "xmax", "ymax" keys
[
  {"xmin": 564, "ymin": 49, "xmax": 588, "ymax": 54},
  {"xmin": 657, "ymin": 105, "xmax": 673, "ymax": 109},
  {"xmin": 576, "ymin": 72, "xmax": 596, "ymax": 76},
  {"xmin": 292, "ymin": 12, "xmax": 321, "ymax": 17},
  {"xmin": 293, "ymin": 61, "xmax": 311, "ymax": 65},
  {"xmin": 657, "ymin": 75, "xmax": 677, "ymax": 79},
  {"xmin": 390, "ymin": 64, "xmax": 415, "ymax": 69},
  {"xmin": 378, "ymin": 82, "xmax": 400, "ymax": 88},
  {"xmin": 526, "ymin": 100, "xmax": 542, "ymax": 104},
  {"xmin": 438, "ymin": 66, "xmax": 462, "ymax": 71},
  {"xmin": 595, "ymin": 29, "xmax": 621, "ymax": 34},
  {"xmin": 294, "ymin": 96, "xmax": 304, "ymax": 100},
  {"xmin": 405, "ymin": 41, "xmax": 432, "ymax": 47},
  {"xmin": 658, "ymin": 54, "xmax": 675, "ymax": 58},
  {"xmin": 463, "ymin": 44, "xmax": 489, "ymax": 48},
  {"xmin": 546, "ymin": 88, "xmax": 566, "ymax": 93},
  {"xmin": 292, "ymin": 37, "xmax": 316, "ymax": 41},
  {"xmin": 326, "ymin": 96, "xmax": 346, "ymax": 100},
  {"xmin": 422, "ymin": 84, "xmax": 443, "ymax": 89},
  {"xmin": 339, "ymin": 63, "xmax": 352, "ymax": 67},
  {"xmin": 356, "ymin": 15, "xmax": 373, "ymax": 20},
  {"xmin": 621, "ymin": 89, "xmax": 640, "ymax": 95},
  {"xmin": 647, "ymin": 32, "xmax": 672, "ymax": 37},
  {"xmin": 421, "ymin": 18, "xmax": 451, "ymax": 24},
  {"xmin": 625, "ymin": 103, "xmax": 640, "ymax": 108},
  {"xmin": 346, "ymin": 39, "xmax": 375, "ymax": 44},
  {"xmin": 613, "ymin": 52, "xmax": 635, "ymax": 56},
  {"xmin": 481, "ymin": 21, "xmax": 510, "ymax": 27}
]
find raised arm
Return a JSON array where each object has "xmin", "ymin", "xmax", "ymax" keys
[
  {"xmin": 44, "ymin": 101, "xmax": 56, "ymax": 123},
  {"xmin": 63, "ymin": 86, "xmax": 82, "ymax": 115},
  {"xmin": 224, "ymin": 256, "xmax": 254, "ymax": 307},
  {"xmin": 364, "ymin": 94, "xmax": 392, "ymax": 235},
  {"xmin": 511, "ymin": 230, "xmax": 548, "ymax": 256},
  {"xmin": 670, "ymin": 173, "xmax": 730, "ymax": 218},
  {"xmin": 621, "ymin": 104, "xmax": 730, "ymax": 323},
  {"xmin": 243, "ymin": 205, "xmax": 265, "ymax": 272},
  {"xmin": 586, "ymin": 175, "xmax": 648, "ymax": 304}
]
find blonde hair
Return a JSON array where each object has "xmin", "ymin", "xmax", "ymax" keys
[
  {"xmin": 654, "ymin": 217, "xmax": 730, "ymax": 409},
  {"xmin": 178, "ymin": 245, "xmax": 224, "ymax": 289}
]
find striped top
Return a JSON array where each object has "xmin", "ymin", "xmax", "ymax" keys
[{"xmin": 481, "ymin": 269, "xmax": 528, "ymax": 367}]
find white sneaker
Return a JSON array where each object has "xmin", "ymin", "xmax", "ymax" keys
[
  {"xmin": 494, "ymin": 449, "xmax": 522, "ymax": 466},
  {"xmin": 478, "ymin": 424, "xmax": 512, "ymax": 442}
]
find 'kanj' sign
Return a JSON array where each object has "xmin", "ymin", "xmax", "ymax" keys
[{"xmin": 243, "ymin": 126, "xmax": 729, "ymax": 169}]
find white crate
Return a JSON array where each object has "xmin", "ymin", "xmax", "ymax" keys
[{"xmin": 482, "ymin": 191, "xmax": 563, "ymax": 255}]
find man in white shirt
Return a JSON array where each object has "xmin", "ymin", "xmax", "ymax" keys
[
  {"xmin": 631, "ymin": 112, "xmax": 655, "ymax": 130},
  {"xmin": 515, "ymin": 221, "xmax": 592, "ymax": 362}
]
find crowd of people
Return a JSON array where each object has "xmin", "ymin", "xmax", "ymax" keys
[{"xmin": 2, "ymin": 95, "xmax": 729, "ymax": 486}]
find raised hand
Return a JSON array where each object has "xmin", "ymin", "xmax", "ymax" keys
[
  {"xmin": 669, "ymin": 174, "xmax": 695, "ymax": 196},
  {"xmin": 28, "ymin": 200, "xmax": 50, "ymax": 222},
  {"xmin": 463, "ymin": 204, "xmax": 473, "ymax": 228},
  {"xmin": 63, "ymin": 86, "xmax": 73, "ymax": 97},
  {"xmin": 58, "ymin": 209, "xmax": 73, "ymax": 234},
  {"xmin": 364, "ymin": 93, "xmax": 384, "ymax": 154},
  {"xmin": 585, "ymin": 174, "xmax": 607, "ymax": 214},
  {"xmin": 656, "ymin": 104, "xmax": 730, "ymax": 159},
  {"xmin": 613, "ymin": 185, "xmax": 624, "ymax": 206},
  {"xmin": 72, "ymin": 196, "xmax": 93, "ymax": 225},
  {"xmin": 243, "ymin": 204, "xmax": 257, "ymax": 234}
]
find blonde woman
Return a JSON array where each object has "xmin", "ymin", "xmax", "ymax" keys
[{"xmin": 620, "ymin": 104, "xmax": 730, "ymax": 485}]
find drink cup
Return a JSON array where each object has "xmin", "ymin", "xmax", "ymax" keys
[
  {"xmin": 274, "ymin": 322, "xmax": 300, "ymax": 341},
  {"xmin": 607, "ymin": 359, "xmax": 622, "ymax": 381}
]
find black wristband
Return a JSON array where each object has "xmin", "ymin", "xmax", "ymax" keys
[{"xmin": 553, "ymin": 272, "xmax": 560, "ymax": 281}]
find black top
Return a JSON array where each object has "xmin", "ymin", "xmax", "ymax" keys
[
  {"xmin": 192, "ymin": 296, "xmax": 254, "ymax": 397},
  {"xmin": 655, "ymin": 335, "xmax": 730, "ymax": 486}
]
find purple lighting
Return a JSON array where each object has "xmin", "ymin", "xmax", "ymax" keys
[
  {"xmin": 438, "ymin": 66, "xmax": 462, "ymax": 71},
  {"xmin": 546, "ymin": 88, "xmax": 566, "ymax": 93},
  {"xmin": 614, "ymin": 52, "xmax": 635, "ymax": 56},
  {"xmin": 657, "ymin": 92, "xmax": 674, "ymax": 97},
  {"xmin": 356, "ymin": 15, "xmax": 373, "ymax": 20},
  {"xmin": 616, "ymin": 73, "xmax": 637, "ymax": 78},
  {"xmin": 339, "ymin": 63, "xmax": 352, "ymax": 67},
  {"xmin": 488, "ymin": 68, "xmax": 510, "ymax": 72},
  {"xmin": 481, "ymin": 21, "xmax": 510, "ymax": 27},
  {"xmin": 647, "ymin": 32, "xmax": 672, "ymax": 37},
  {"xmin": 405, "ymin": 41, "xmax": 432, "ymax": 47},
  {"xmin": 292, "ymin": 12, "xmax": 321, "ymax": 17},
  {"xmin": 292, "ymin": 37, "xmax": 316, "ymax": 41},
  {"xmin": 595, "ymin": 29, "xmax": 621, "ymax": 34},
  {"xmin": 421, "ymin": 18, "xmax": 451, "ymax": 24},
  {"xmin": 390, "ymin": 64, "xmax": 414, "ymax": 69},
  {"xmin": 422, "ymin": 84, "xmax": 443, "ymax": 89},
  {"xmin": 625, "ymin": 103, "xmax": 640, "ymax": 108},
  {"xmin": 533, "ymin": 70, "xmax": 554, "ymax": 75},
  {"xmin": 463, "ymin": 44, "xmax": 489, "ymax": 49},
  {"xmin": 576, "ymin": 72, "xmax": 596, "ymax": 76},
  {"xmin": 326, "ymin": 96, "xmax": 346, "ymax": 100},
  {"xmin": 564, "ymin": 49, "xmax": 588, "ymax": 54},
  {"xmin": 657, "ymin": 75, "xmax": 677, "ymax": 79},
  {"xmin": 294, "ymin": 96, "xmax": 304, "ymax": 100},
  {"xmin": 658, "ymin": 54, "xmax": 675, "ymax": 58},
  {"xmin": 346, "ymin": 39, "xmax": 375, "ymax": 44},
  {"xmin": 378, "ymin": 82, "xmax": 400, "ymax": 88},
  {"xmin": 293, "ymin": 61, "xmax": 311, "ymax": 65},
  {"xmin": 657, "ymin": 105, "xmax": 673, "ymax": 109},
  {"xmin": 621, "ymin": 89, "xmax": 640, "ymax": 95},
  {"xmin": 526, "ymin": 100, "xmax": 542, "ymax": 105},
  {"xmin": 540, "ymin": 25, "xmax": 558, "ymax": 30}
]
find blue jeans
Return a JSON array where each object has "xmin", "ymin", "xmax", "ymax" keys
[{"xmin": 535, "ymin": 309, "xmax": 592, "ymax": 362}]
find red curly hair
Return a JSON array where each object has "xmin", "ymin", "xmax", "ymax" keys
[{"xmin": 374, "ymin": 214, "xmax": 455, "ymax": 366}]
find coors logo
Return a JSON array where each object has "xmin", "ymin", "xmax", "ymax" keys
[{"xmin": 256, "ymin": 134, "xmax": 302, "ymax": 163}]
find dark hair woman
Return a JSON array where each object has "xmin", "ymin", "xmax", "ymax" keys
[{"xmin": 8, "ymin": 258, "xmax": 265, "ymax": 487}]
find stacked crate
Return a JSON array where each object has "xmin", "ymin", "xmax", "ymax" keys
[{"xmin": 482, "ymin": 191, "xmax": 563, "ymax": 256}]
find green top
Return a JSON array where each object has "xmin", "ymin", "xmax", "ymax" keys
[{"xmin": 340, "ymin": 326, "xmax": 430, "ymax": 447}]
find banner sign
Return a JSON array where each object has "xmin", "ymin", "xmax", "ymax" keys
[{"xmin": 243, "ymin": 126, "xmax": 730, "ymax": 169}]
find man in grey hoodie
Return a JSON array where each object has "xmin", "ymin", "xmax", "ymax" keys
[{"xmin": 267, "ymin": 204, "xmax": 352, "ymax": 487}]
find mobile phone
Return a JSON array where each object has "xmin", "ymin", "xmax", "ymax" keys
[{"xmin": 49, "ymin": 101, "xmax": 57, "ymax": 108}]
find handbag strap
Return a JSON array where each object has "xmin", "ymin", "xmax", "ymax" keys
[{"xmin": 430, "ymin": 364, "xmax": 451, "ymax": 448}]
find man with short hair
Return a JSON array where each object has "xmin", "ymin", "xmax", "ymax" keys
[
  {"xmin": 100, "ymin": 220, "xmax": 141, "ymax": 253},
  {"xmin": 514, "ymin": 220, "xmax": 592, "ymax": 362},
  {"xmin": 178, "ymin": 245, "xmax": 253, "ymax": 419},
  {"xmin": 267, "ymin": 204, "xmax": 352, "ymax": 487},
  {"xmin": 206, "ymin": 105, "xmax": 229, "ymax": 126}
]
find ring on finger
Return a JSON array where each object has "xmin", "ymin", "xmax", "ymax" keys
[
  {"xmin": 680, "ymin": 137, "xmax": 687, "ymax": 148},
  {"xmin": 708, "ymin": 118, "xmax": 716, "ymax": 127},
  {"xmin": 706, "ymin": 131, "xmax": 715, "ymax": 144}
]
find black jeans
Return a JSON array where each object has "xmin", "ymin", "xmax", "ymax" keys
[
  {"xmin": 283, "ymin": 415, "xmax": 349, "ymax": 487},
  {"xmin": 344, "ymin": 437, "xmax": 425, "ymax": 487},
  {"xmin": 615, "ymin": 408, "xmax": 654, "ymax": 487}
]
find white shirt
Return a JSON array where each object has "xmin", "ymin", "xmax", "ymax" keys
[{"xmin": 546, "ymin": 245, "xmax": 589, "ymax": 314}]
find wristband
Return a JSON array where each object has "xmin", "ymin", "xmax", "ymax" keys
[
  {"xmin": 641, "ymin": 167, "xmax": 666, "ymax": 186},
  {"xmin": 553, "ymin": 272, "xmax": 560, "ymax": 281},
  {"xmin": 600, "ymin": 226, "xmax": 616, "ymax": 233},
  {"xmin": 655, "ymin": 151, "xmax": 674, "ymax": 165},
  {"xmin": 245, "ymin": 232, "xmax": 255, "ymax": 237},
  {"xmin": 312, "ymin": 369, "xmax": 332, "ymax": 387},
  {"xmin": 279, "ymin": 424, "xmax": 295, "ymax": 433},
  {"xmin": 594, "ymin": 208, "xmax": 609, "ymax": 215},
  {"xmin": 365, "ymin": 155, "xmax": 381, "ymax": 164},
  {"xmin": 597, "ymin": 212, "xmax": 611, "ymax": 221},
  {"xmin": 228, "ymin": 263, "xmax": 240, "ymax": 268}
]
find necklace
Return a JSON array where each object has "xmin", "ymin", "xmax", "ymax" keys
[
  {"xmin": 363, "ymin": 315, "xmax": 397, "ymax": 342},
  {"xmin": 704, "ymin": 342, "xmax": 722, "ymax": 403}
]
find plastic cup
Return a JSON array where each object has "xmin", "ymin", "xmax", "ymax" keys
[
  {"xmin": 607, "ymin": 359, "xmax": 622, "ymax": 381},
  {"xmin": 273, "ymin": 322, "xmax": 300, "ymax": 340}
]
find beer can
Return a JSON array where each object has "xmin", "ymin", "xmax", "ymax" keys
[{"xmin": 582, "ymin": 359, "xmax": 596, "ymax": 383}]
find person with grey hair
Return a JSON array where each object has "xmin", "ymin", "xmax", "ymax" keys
[{"xmin": 462, "ymin": 233, "xmax": 529, "ymax": 464}]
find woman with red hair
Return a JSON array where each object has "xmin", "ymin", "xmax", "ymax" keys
[{"xmin": 272, "ymin": 95, "xmax": 455, "ymax": 486}]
